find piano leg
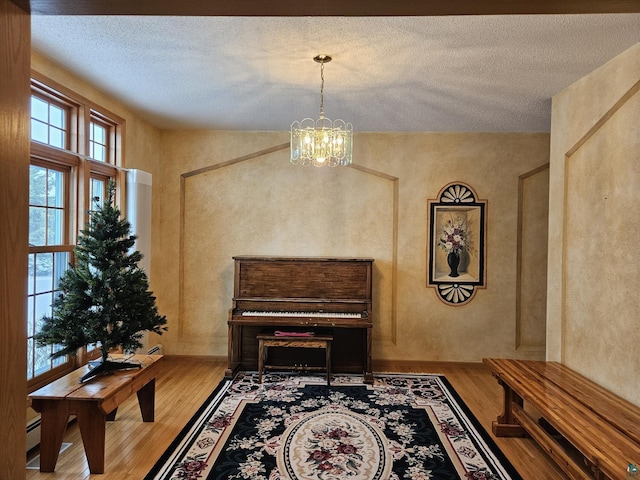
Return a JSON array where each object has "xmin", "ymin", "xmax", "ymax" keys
[
  {"xmin": 364, "ymin": 327, "xmax": 374, "ymax": 384},
  {"xmin": 225, "ymin": 324, "xmax": 240, "ymax": 379},
  {"xmin": 258, "ymin": 338, "xmax": 265, "ymax": 383}
]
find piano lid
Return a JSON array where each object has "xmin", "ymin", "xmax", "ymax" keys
[
  {"xmin": 233, "ymin": 256, "xmax": 373, "ymax": 301},
  {"xmin": 232, "ymin": 256, "xmax": 375, "ymax": 262}
]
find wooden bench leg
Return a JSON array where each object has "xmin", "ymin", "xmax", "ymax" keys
[
  {"xmin": 106, "ymin": 407, "xmax": 118, "ymax": 421},
  {"xmin": 326, "ymin": 341, "xmax": 331, "ymax": 386},
  {"xmin": 38, "ymin": 401, "xmax": 70, "ymax": 472},
  {"xmin": 74, "ymin": 402, "xmax": 107, "ymax": 474},
  {"xmin": 137, "ymin": 378, "xmax": 156, "ymax": 422},
  {"xmin": 492, "ymin": 378, "xmax": 527, "ymax": 437}
]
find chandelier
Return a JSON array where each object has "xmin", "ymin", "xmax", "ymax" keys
[{"xmin": 290, "ymin": 54, "xmax": 353, "ymax": 167}]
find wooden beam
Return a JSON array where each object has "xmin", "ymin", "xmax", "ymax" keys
[
  {"xmin": 0, "ymin": 1, "xmax": 30, "ymax": 479},
  {"xmin": 11, "ymin": 0, "xmax": 640, "ymax": 15}
]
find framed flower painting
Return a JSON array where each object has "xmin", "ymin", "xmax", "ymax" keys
[{"xmin": 427, "ymin": 182, "xmax": 487, "ymax": 305}]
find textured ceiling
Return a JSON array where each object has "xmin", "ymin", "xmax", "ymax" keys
[{"xmin": 31, "ymin": 15, "xmax": 640, "ymax": 132}]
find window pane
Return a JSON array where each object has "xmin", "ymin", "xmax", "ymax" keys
[
  {"xmin": 91, "ymin": 123, "xmax": 105, "ymax": 143},
  {"xmin": 34, "ymin": 345, "xmax": 51, "ymax": 377},
  {"xmin": 30, "ymin": 165, "xmax": 47, "ymax": 206},
  {"xmin": 89, "ymin": 121, "xmax": 108, "ymax": 162},
  {"xmin": 37, "ymin": 298, "xmax": 52, "ymax": 325},
  {"xmin": 31, "ymin": 119, "xmax": 49, "ymax": 144},
  {"xmin": 47, "ymin": 208, "xmax": 64, "ymax": 245},
  {"xmin": 92, "ymin": 144, "xmax": 105, "ymax": 161},
  {"xmin": 27, "ymin": 248, "xmax": 71, "ymax": 381},
  {"xmin": 49, "ymin": 104, "xmax": 64, "ymax": 129},
  {"xmin": 35, "ymin": 293, "xmax": 53, "ymax": 327},
  {"xmin": 53, "ymin": 251, "xmax": 70, "ymax": 290},
  {"xmin": 27, "ymin": 296, "xmax": 35, "ymax": 337},
  {"xmin": 47, "ymin": 169, "xmax": 64, "ymax": 208},
  {"xmin": 27, "ymin": 253, "xmax": 36, "ymax": 295},
  {"xmin": 48, "ymin": 127, "xmax": 64, "ymax": 149},
  {"xmin": 29, "ymin": 206, "xmax": 46, "ymax": 246},
  {"xmin": 34, "ymin": 252, "xmax": 53, "ymax": 289},
  {"xmin": 90, "ymin": 178, "xmax": 105, "ymax": 211},
  {"xmin": 27, "ymin": 339, "xmax": 35, "ymax": 379},
  {"xmin": 30, "ymin": 166, "xmax": 66, "ymax": 247},
  {"xmin": 31, "ymin": 96, "xmax": 49, "ymax": 122},
  {"xmin": 52, "ymin": 353, "xmax": 66, "ymax": 368}
]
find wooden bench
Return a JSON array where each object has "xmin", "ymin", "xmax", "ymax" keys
[
  {"xmin": 483, "ymin": 358, "xmax": 640, "ymax": 480},
  {"xmin": 257, "ymin": 332, "xmax": 333, "ymax": 385},
  {"xmin": 28, "ymin": 354, "xmax": 163, "ymax": 474}
]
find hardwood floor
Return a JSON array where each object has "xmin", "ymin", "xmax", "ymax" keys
[{"xmin": 26, "ymin": 357, "xmax": 567, "ymax": 480}]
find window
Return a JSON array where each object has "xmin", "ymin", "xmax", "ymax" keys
[
  {"xmin": 27, "ymin": 164, "xmax": 73, "ymax": 381},
  {"xmin": 28, "ymin": 73, "xmax": 125, "ymax": 390},
  {"xmin": 89, "ymin": 121, "xmax": 106, "ymax": 161},
  {"xmin": 89, "ymin": 110, "xmax": 119, "ymax": 164},
  {"xmin": 30, "ymin": 95, "xmax": 68, "ymax": 149}
]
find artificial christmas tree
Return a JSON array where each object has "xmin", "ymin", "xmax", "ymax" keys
[{"xmin": 35, "ymin": 181, "xmax": 167, "ymax": 382}]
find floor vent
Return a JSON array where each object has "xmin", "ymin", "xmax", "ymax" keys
[
  {"xmin": 26, "ymin": 417, "xmax": 41, "ymax": 452},
  {"xmin": 148, "ymin": 344, "xmax": 163, "ymax": 355}
]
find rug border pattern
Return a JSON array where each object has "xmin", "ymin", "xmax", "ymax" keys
[{"xmin": 144, "ymin": 372, "xmax": 522, "ymax": 480}]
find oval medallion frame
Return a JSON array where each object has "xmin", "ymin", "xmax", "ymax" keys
[{"xmin": 277, "ymin": 408, "xmax": 392, "ymax": 480}]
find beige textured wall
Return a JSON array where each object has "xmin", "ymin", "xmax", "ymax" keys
[
  {"xmin": 155, "ymin": 130, "xmax": 550, "ymax": 362},
  {"xmin": 548, "ymin": 43, "xmax": 640, "ymax": 404},
  {"xmin": 31, "ymin": 50, "xmax": 552, "ymax": 366},
  {"xmin": 517, "ymin": 165, "xmax": 549, "ymax": 353}
]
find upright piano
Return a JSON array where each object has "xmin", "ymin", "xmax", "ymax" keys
[{"xmin": 227, "ymin": 256, "xmax": 374, "ymax": 383}]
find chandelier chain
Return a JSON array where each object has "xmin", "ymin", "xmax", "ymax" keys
[{"xmin": 319, "ymin": 62, "xmax": 325, "ymax": 118}]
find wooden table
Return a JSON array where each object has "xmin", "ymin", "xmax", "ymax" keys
[
  {"xmin": 257, "ymin": 333, "xmax": 333, "ymax": 385},
  {"xmin": 28, "ymin": 354, "xmax": 163, "ymax": 474}
]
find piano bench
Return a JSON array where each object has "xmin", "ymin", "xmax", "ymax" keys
[{"xmin": 257, "ymin": 333, "xmax": 333, "ymax": 385}]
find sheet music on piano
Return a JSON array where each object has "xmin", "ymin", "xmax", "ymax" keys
[{"xmin": 227, "ymin": 256, "xmax": 374, "ymax": 383}]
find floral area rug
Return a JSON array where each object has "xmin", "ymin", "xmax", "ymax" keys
[{"xmin": 145, "ymin": 372, "xmax": 522, "ymax": 480}]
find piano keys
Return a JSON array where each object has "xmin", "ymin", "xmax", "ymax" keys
[{"xmin": 227, "ymin": 256, "xmax": 374, "ymax": 383}]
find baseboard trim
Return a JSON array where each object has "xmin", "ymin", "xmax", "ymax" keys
[
  {"xmin": 160, "ymin": 356, "xmax": 487, "ymax": 373},
  {"xmin": 162, "ymin": 354, "xmax": 227, "ymax": 363},
  {"xmin": 373, "ymin": 359, "xmax": 487, "ymax": 372}
]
